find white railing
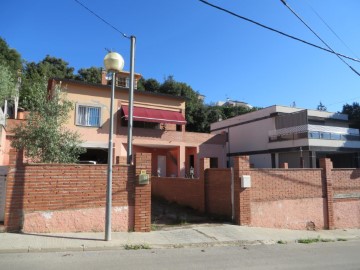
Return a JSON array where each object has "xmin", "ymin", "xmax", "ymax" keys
[{"xmin": 269, "ymin": 124, "xmax": 359, "ymax": 137}]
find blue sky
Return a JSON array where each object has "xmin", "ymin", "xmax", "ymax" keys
[{"xmin": 1, "ymin": 0, "xmax": 360, "ymax": 112}]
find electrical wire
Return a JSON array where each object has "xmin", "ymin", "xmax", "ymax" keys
[
  {"xmin": 197, "ymin": 0, "xmax": 360, "ymax": 64},
  {"xmin": 280, "ymin": 0, "xmax": 360, "ymax": 76},
  {"xmin": 304, "ymin": 0, "xmax": 360, "ymax": 60},
  {"xmin": 74, "ymin": 0, "xmax": 129, "ymax": 39}
]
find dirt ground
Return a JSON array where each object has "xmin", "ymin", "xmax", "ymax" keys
[{"xmin": 151, "ymin": 197, "xmax": 231, "ymax": 230}]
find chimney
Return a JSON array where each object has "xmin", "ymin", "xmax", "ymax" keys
[{"xmin": 101, "ymin": 69, "xmax": 108, "ymax": 85}]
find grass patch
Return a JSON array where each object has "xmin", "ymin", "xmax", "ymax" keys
[
  {"xmin": 297, "ymin": 237, "xmax": 320, "ymax": 244},
  {"xmin": 298, "ymin": 236, "xmax": 337, "ymax": 244},
  {"xmin": 124, "ymin": 244, "xmax": 151, "ymax": 250},
  {"xmin": 337, "ymin": 238, "xmax": 348, "ymax": 242},
  {"xmin": 320, "ymin": 238, "xmax": 335, "ymax": 242},
  {"xmin": 151, "ymin": 223, "xmax": 159, "ymax": 231},
  {"xmin": 277, "ymin": 240, "xmax": 287, "ymax": 244}
]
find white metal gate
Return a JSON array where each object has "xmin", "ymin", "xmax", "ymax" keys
[{"xmin": 0, "ymin": 166, "xmax": 8, "ymax": 222}]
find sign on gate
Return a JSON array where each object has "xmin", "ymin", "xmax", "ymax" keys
[{"xmin": 0, "ymin": 166, "xmax": 8, "ymax": 222}]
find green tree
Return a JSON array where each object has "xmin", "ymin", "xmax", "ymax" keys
[
  {"xmin": 0, "ymin": 62, "xmax": 16, "ymax": 106},
  {"xmin": 11, "ymin": 80, "xmax": 85, "ymax": 163},
  {"xmin": 159, "ymin": 76, "xmax": 181, "ymax": 96},
  {"xmin": 75, "ymin": 66, "xmax": 102, "ymax": 84},
  {"xmin": 0, "ymin": 37, "xmax": 22, "ymax": 76},
  {"xmin": 342, "ymin": 102, "xmax": 360, "ymax": 129},
  {"xmin": 20, "ymin": 55, "xmax": 76, "ymax": 109},
  {"xmin": 139, "ymin": 78, "xmax": 160, "ymax": 92},
  {"xmin": 221, "ymin": 105, "xmax": 256, "ymax": 120}
]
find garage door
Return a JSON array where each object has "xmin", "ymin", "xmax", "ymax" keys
[{"xmin": 0, "ymin": 166, "xmax": 7, "ymax": 222}]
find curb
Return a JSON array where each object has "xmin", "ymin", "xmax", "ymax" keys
[{"xmin": 1, "ymin": 237, "xmax": 358, "ymax": 254}]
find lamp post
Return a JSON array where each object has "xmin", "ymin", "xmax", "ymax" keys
[
  {"xmin": 127, "ymin": 35, "xmax": 136, "ymax": 165},
  {"xmin": 103, "ymin": 52, "xmax": 124, "ymax": 241}
]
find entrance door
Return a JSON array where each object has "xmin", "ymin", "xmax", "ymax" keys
[
  {"xmin": 0, "ymin": 166, "xmax": 7, "ymax": 222},
  {"xmin": 157, "ymin": 156, "xmax": 166, "ymax": 177}
]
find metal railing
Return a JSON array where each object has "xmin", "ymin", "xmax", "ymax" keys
[{"xmin": 269, "ymin": 124, "xmax": 360, "ymax": 142}]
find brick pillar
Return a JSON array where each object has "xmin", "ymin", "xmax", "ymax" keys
[
  {"xmin": 319, "ymin": 158, "xmax": 334, "ymax": 230},
  {"xmin": 233, "ymin": 156, "xmax": 251, "ymax": 226},
  {"xmin": 199, "ymin": 158, "xmax": 210, "ymax": 213},
  {"xmin": 280, "ymin": 162, "xmax": 288, "ymax": 169},
  {"xmin": 4, "ymin": 148, "xmax": 24, "ymax": 232},
  {"xmin": 133, "ymin": 153, "xmax": 151, "ymax": 232}
]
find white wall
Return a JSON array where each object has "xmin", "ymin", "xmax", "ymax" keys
[{"xmin": 227, "ymin": 117, "xmax": 275, "ymax": 153}]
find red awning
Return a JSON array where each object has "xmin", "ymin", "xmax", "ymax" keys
[{"xmin": 121, "ymin": 105, "xmax": 186, "ymax": 125}]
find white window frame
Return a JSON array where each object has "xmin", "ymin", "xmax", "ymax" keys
[{"xmin": 76, "ymin": 104, "xmax": 102, "ymax": 127}]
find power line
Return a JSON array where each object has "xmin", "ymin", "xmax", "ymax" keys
[
  {"xmin": 280, "ymin": 0, "xmax": 360, "ymax": 76},
  {"xmin": 304, "ymin": 0, "xmax": 360, "ymax": 61},
  {"xmin": 74, "ymin": 0, "xmax": 129, "ymax": 39},
  {"xmin": 197, "ymin": 0, "xmax": 360, "ymax": 64}
]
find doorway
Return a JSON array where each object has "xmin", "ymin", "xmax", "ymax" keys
[{"xmin": 157, "ymin": 155, "xmax": 166, "ymax": 177}]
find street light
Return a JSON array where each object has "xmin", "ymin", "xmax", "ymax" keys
[
  {"xmin": 104, "ymin": 51, "xmax": 124, "ymax": 241},
  {"xmin": 127, "ymin": 36, "xmax": 136, "ymax": 165}
]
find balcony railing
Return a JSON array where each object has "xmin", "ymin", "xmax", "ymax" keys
[{"xmin": 269, "ymin": 124, "xmax": 360, "ymax": 142}]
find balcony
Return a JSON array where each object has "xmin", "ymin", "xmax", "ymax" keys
[
  {"xmin": 269, "ymin": 124, "xmax": 360, "ymax": 142},
  {"xmin": 118, "ymin": 126, "xmax": 226, "ymax": 145}
]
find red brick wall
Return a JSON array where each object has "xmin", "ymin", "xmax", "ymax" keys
[
  {"xmin": 4, "ymin": 149, "xmax": 152, "ymax": 233},
  {"xmin": 134, "ymin": 153, "xmax": 152, "ymax": 232},
  {"xmin": 246, "ymin": 169, "xmax": 324, "ymax": 201},
  {"xmin": 331, "ymin": 168, "xmax": 360, "ymax": 229},
  {"xmin": 5, "ymin": 164, "xmax": 133, "ymax": 232},
  {"xmin": 150, "ymin": 155, "xmax": 360, "ymax": 230},
  {"xmin": 332, "ymin": 169, "xmax": 360, "ymax": 195},
  {"xmin": 205, "ymin": 169, "xmax": 232, "ymax": 217},
  {"xmin": 152, "ymin": 177, "xmax": 205, "ymax": 212}
]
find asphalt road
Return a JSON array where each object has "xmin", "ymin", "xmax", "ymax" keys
[{"xmin": 2, "ymin": 240, "xmax": 360, "ymax": 270}]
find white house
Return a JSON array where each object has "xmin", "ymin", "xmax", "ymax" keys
[{"xmin": 210, "ymin": 105, "xmax": 360, "ymax": 168}]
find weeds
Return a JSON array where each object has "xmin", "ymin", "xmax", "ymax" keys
[
  {"xmin": 297, "ymin": 236, "xmax": 338, "ymax": 244},
  {"xmin": 320, "ymin": 238, "xmax": 334, "ymax": 242},
  {"xmin": 277, "ymin": 240, "xmax": 287, "ymax": 244},
  {"xmin": 337, "ymin": 238, "xmax": 348, "ymax": 242},
  {"xmin": 297, "ymin": 237, "xmax": 320, "ymax": 244},
  {"xmin": 124, "ymin": 244, "xmax": 151, "ymax": 250}
]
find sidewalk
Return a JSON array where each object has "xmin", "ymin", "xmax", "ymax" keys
[{"xmin": 1, "ymin": 224, "xmax": 360, "ymax": 253}]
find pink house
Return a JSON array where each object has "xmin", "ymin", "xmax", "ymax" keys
[{"xmin": 46, "ymin": 71, "xmax": 226, "ymax": 177}]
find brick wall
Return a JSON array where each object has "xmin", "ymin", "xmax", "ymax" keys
[
  {"xmin": 134, "ymin": 153, "xmax": 152, "ymax": 232},
  {"xmin": 332, "ymin": 169, "xmax": 360, "ymax": 195},
  {"xmin": 331, "ymin": 168, "xmax": 360, "ymax": 229},
  {"xmin": 4, "ymin": 149, "xmax": 151, "ymax": 233},
  {"xmin": 152, "ymin": 177, "xmax": 205, "ymax": 212},
  {"xmin": 151, "ymin": 154, "xmax": 360, "ymax": 231},
  {"xmin": 246, "ymin": 169, "xmax": 324, "ymax": 201},
  {"xmin": 205, "ymin": 169, "xmax": 232, "ymax": 218}
]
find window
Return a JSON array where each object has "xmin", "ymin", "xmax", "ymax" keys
[
  {"xmin": 76, "ymin": 105, "xmax": 101, "ymax": 127},
  {"xmin": 116, "ymin": 77, "xmax": 138, "ymax": 89}
]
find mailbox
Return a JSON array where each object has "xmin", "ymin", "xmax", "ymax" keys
[
  {"xmin": 241, "ymin": 175, "xmax": 251, "ymax": 188},
  {"xmin": 139, "ymin": 170, "xmax": 149, "ymax": 185}
]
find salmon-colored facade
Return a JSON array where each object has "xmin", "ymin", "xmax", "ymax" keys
[{"xmin": 45, "ymin": 72, "xmax": 227, "ymax": 177}]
